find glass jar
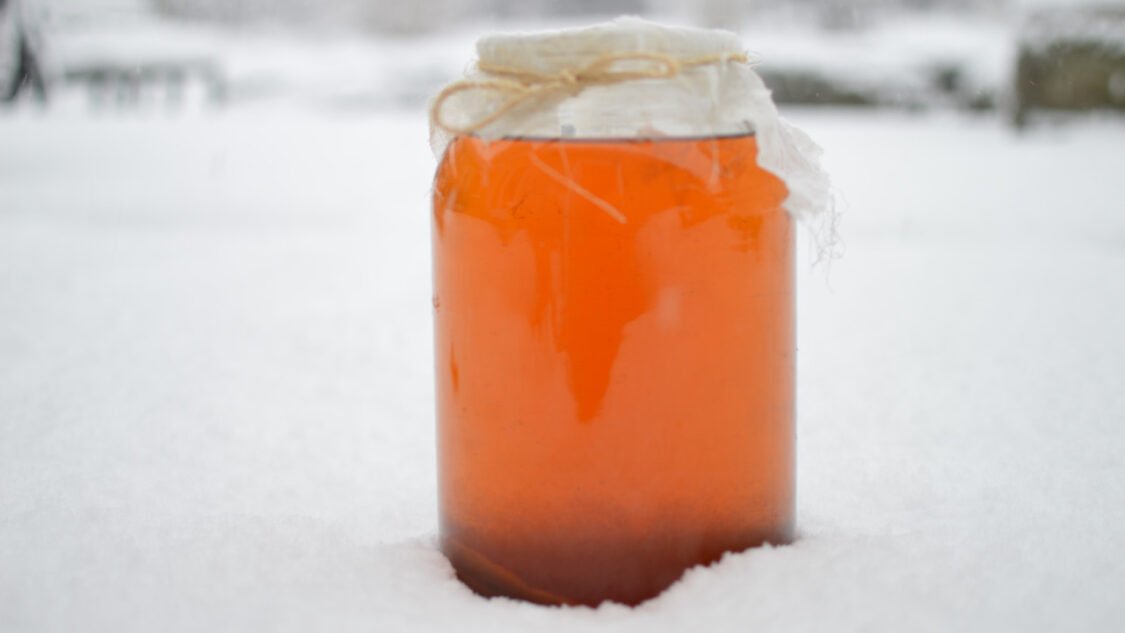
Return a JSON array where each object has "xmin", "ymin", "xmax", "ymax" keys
[{"xmin": 430, "ymin": 18, "xmax": 828, "ymax": 607}]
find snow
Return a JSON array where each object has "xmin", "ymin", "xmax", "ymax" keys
[
  {"xmin": 741, "ymin": 13, "xmax": 1016, "ymax": 100},
  {"xmin": 1018, "ymin": 6, "xmax": 1125, "ymax": 54},
  {"xmin": 3, "ymin": 103, "xmax": 1124, "ymax": 632},
  {"xmin": 3, "ymin": 18, "xmax": 1125, "ymax": 632},
  {"xmin": 38, "ymin": 10, "xmax": 1020, "ymax": 113},
  {"xmin": 45, "ymin": 17, "xmax": 475, "ymax": 111}
]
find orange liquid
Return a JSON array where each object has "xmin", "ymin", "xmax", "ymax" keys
[{"xmin": 432, "ymin": 133, "xmax": 794, "ymax": 606}]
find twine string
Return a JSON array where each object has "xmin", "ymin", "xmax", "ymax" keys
[{"xmin": 430, "ymin": 50, "xmax": 749, "ymax": 136}]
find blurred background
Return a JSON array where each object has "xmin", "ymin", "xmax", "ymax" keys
[{"xmin": 1, "ymin": 0, "xmax": 1123, "ymax": 120}]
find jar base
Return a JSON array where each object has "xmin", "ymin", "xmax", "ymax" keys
[{"xmin": 443, "ymin": 526, "xmax": 794, "ymax": 607}]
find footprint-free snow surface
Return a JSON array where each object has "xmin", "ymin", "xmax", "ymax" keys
[{"xmin": 2, "ymin": 108, "xmax": 1124, "ymax": 632}]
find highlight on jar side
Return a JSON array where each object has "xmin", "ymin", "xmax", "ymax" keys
[{"xmin": 428, "ymin": 17, "xmax": 836, "ymax": 607}]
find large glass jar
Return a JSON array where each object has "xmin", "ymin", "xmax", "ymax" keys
[{"xmin": 430, "ymin": 18, "xmax": 827, "ymax": 607}]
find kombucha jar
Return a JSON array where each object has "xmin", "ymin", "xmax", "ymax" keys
[{"xmin": 429, "ymin": 18, "xmax": 831, "ymax": 607}]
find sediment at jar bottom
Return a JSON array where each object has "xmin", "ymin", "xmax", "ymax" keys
[{"xmin": 442, "ymin": 522, "xmax": 795, "ymax": 606}]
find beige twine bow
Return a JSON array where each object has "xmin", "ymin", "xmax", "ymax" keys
[{"xmin": 430, "ymin": 50, "xmax": 750, "ymax": 136}]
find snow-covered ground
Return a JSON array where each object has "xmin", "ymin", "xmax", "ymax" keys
[
  {"xmin": 3, "ymin": 103, "xmax": 1124, "ymax": 631},
  {"xmin": 5, "ymin": 1, "xmax": 1125, "ymax": 619}
]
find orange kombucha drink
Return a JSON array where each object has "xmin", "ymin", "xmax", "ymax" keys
[{"xmin": 432, "ymin": 133, "xmax": 794, "ymax": 606}]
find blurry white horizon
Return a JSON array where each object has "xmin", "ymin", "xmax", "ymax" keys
[{"xmin": 2, "ymin": 0, "xmax": 1120, "ymax": 125}]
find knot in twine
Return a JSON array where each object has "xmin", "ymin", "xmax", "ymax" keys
[{"xmin": 430, "ymin": 50, "xmax": 750, "ymax": 136}]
